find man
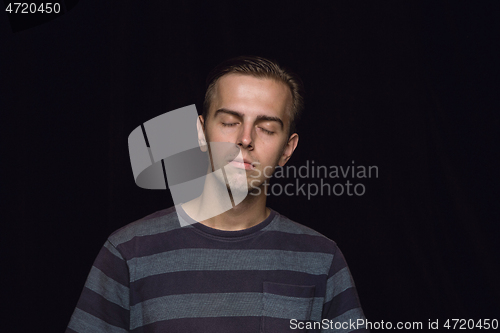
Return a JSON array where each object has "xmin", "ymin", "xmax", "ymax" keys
[{"xmin": 66, "ymin": 56, "xmax": 368, "ymax": 332}]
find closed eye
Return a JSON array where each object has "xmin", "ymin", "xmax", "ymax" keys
[
  {"xmin": 259, "ymin": 127, "xmax": 275, "ymax": 135},
  {"xmin": 222, "ymin": 123, "xmax": 274, "ymax": 135}
]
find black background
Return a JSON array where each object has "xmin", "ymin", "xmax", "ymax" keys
[{"xmin": 1, "ymin": 1, "xmax": 499, "ymax": 331}]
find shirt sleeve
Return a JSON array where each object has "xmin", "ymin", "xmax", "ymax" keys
[
  {"xmin": 321, "ymin": 245, "xmax": 369, "ymax": 333},
  {"xmin": 66, "ymin": 239, "xmax": 131, "ymax": 333}
]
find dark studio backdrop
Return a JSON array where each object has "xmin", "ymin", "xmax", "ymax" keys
[{"xmin": 1, "ymin": 1, "xmax": 498, "ymax": 331}]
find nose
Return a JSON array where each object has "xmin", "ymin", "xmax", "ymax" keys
[{"xmin": 236, "ymin": 124, "xmax": 253, "ymax": 150}]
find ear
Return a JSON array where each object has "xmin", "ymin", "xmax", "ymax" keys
[
  {"xmin": 278, "ymin": 133, "xmax": 299, "ymax": 167},
  {"xmin": 197, "ymin": 115, "xmax": 207, "ymax": 152}
]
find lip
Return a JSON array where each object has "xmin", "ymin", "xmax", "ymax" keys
[{"xmin": 228, "ymin": 158, "xmax": 255, "ymax": 170}]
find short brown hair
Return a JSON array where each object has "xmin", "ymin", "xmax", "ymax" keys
[{"xmin": 202, "ymin": 55, "xmax": 304, "ymax": 135}]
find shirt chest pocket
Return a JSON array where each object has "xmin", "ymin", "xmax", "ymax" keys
[{"xmin": 261, "ymin": 282, "xmax": 316, "ymax": 333}]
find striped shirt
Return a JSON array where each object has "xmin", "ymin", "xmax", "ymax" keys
[{"xmin": 66, "ymin": 206, "xmax": 368, "ymax": 332}]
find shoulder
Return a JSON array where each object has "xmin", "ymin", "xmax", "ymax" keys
[
  {"xmin": 265, "ymin": 209, "xmax": 339, "ymax": 254},
  {"xmin": 266, "ymin": 209, "xmax": 335, "ymax": 240},
  {"xmin": 108, "ymin": 206, "xmax": 181, "ymax": 247}
]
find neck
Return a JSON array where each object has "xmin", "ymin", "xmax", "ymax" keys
[{"xmin": 181, "ymin": 174, "xmax": 270, "ymax": 231}]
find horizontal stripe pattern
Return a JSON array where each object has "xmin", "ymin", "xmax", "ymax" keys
[
  {"xmin": 130, "ymin": 293, "xmax": 262, "ymax": 329},
  {"xmin": 263, "ymin": 293, "xmax": 314, "ymax": 321},
  {"xmin": 323, "ymin": 287, "xmax": 363, "ymax": 321},
  {"xmin": 86, "ymin": 266, "xmax": 129, "ymax": 310},
  {"xmin": 115, "ymin": 228, "xmax": 336, "ymax": 259},
  {"xmin": 131, "ymin": 316, "xmax": 262, "ymax": 333},
  {"xmin": 68, "ymin": 308, "xmax": 128, "ymax": 333},
  {"xmin": 93, "ymin": 242, "xmax": 130, "ymax": 286},
  {"xmin": 329, "ymin": 308, "xmax": 368, "ymax": 333},
  {"xmin": 129, "ymin": 270, "xmax": 327, "ymax": 306},
  {"xmin": 325, "ymin": 267, "xmax": 353, "ymax": 303},
  {"xmin": 130, "ymin": 292, "xmax": 326, "ymax": 330},
  {"xmin": 67, "ymin": 206, "xmax": 366, "ymax": 333},
  {"xmin": 329, "ymin": 244, "xmax": 348, "ymax": 276},
  {"xmin": 108, "ymin": 207, "xmax": 180, "ymax": 246},
  {"xmin": 128, "ymin": 248, "xmax": 333, "ymax": 282},
  {"xmin": 75, "ymin": 288, "xmax": 130, "ymax": 329}
]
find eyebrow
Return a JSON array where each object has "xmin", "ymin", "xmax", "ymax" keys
[{"xmin": 214, "ymin": 108, "xmax": 284, "ymax": 129}]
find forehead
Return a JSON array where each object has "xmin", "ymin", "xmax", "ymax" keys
[{"xmin": 212, "ymin": 74, "xmax": 292, "ymax": 120}]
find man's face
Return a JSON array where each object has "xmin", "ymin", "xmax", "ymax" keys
[{"xmin": 199, "ymin": 73, "xmax": 299, "ymax": 194}]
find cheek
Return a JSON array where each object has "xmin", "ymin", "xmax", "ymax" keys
[
  {"xmin": 260, "ymin": 145, "xmax": 285, "ymax": 167},
  {"xmin": 205, "ymin": 125, "xmax": 226, "ymax": 142},
  {"xmin": 216, "ymin": 126, "xmax": 240, "ymax": 141}
]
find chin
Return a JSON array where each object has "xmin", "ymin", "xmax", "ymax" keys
[{"xmin": 226, "ymin": 179, "xmax": 249, "ymax": 193}]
